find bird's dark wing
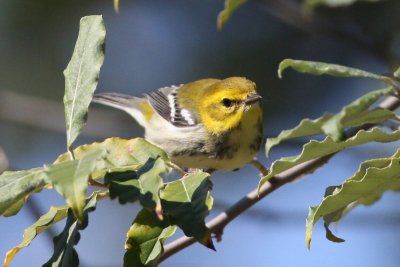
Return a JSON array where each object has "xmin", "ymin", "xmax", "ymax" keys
[{"xmin": 146, "ymin": 85, "xmax": 199, "ymax": 127}]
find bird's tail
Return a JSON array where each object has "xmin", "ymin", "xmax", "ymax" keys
[{"xmin": 92, "ymin": 92, "xmax": 152, "ymax": 127}]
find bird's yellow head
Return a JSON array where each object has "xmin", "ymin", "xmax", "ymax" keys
[{"xmin": 198, "ymin": 77, "xmax": 262, "ymax": 135}]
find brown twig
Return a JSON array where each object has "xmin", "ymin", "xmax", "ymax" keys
[
  {"xmin": 159, "ymin": 96, "xmax": 400, "ymax": 263},
  {"xmin": 250, "ymin": 158, "xmax": 270, "ymax": 176}
]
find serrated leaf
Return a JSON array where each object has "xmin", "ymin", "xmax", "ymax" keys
[
  {"xmin": 105, "ymin": 157, "xmax": 165, "ymax": 214},
  {"xmin": 64, "ymin": 15, "xmax": 105, "ymax": 148},
  {"xmin": 0, "ymin": 168, "xmax": 48, "ymax": 217},
  {"xmin": 305, "ymin": 150, "xmax": 400, "ymax": 249},
  {"xmin": 217, "ymin": 0, "xmax": 247, "ymax": 30},
  {"xmin": 260, "ymin": 127, "xmax": 400, "ymax": 188},
  {"xmin": 43, "ymin": 210, "xmax": 79, "ymax": 267},
  {"xmin": 160, "ymin": 171, "xmax": 214, "ymax": 249},
  {"xmin": 266, "ymin": 110, "xmax": 397, "ymax": 157},
  {"xmin": 124, "ymin": 209, "xmax": 176, "ymax": 267},
  {"xmin": 46, "ymin": 149, "xmax": 105, "ymax": 221},
  {"xmin": 266, "ymin": 87, "xmax": 398, "ymax": 155},
  {"xmin": 3, "ymin": 206, "xmax": 69, "ymax": 267},
  {"xmin": 266, "ymin": 113, "xmax": 334, "ymax": 157},
  {"xmin": 55, "ymin": 137, "xmax": 169, "ymax": 179},
  {"xmin": 322, "ymin": 87, "xmax": 396, "ymax": 141},
  {"xmin": 43, "ymin": 192, "xmax": 100, "ymax": 267},
  {"xmin": 340, "ymin": 108, "xmax": 398, "ymax": 129},
  {"xmin": 0, "ymin": 138, "xmax": 166, "ymax": 219},
  {"xmin": 278, "ymin": 59, "xmax": 392, "ymax": 85}
]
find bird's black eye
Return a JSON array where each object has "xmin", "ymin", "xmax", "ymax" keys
[{"xmin": 222, "ymin": 98, "xmax": 233, "ymax": 108}]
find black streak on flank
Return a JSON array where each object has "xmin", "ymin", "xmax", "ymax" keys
[
  {"xmin": 215, "ymin": 138, "xmax": 239, "ymax": 160},
  {"xmin": 171, "ymin": 141, "xmax": 208, "ymax": 157},
  {"xmin": 250, "ymin": 119, "xmax": 263, "ymax": 152}
]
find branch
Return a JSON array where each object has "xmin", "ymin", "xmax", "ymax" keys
[{"xmin": 159, "ymin": 95, "xmax": 400, "ymax": 262}]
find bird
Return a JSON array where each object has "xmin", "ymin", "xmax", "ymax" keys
[{"xmin": 92, "ymin": 77, "xmax": 263, "ymax": 172}]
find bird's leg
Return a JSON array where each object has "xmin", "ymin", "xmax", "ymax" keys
[{"xmin": 250, "ymin": 158, "xmax": 269, "ymax": 177}]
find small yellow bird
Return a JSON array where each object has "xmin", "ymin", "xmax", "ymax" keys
[{"xmin": 93, "ymin": 77, "xmax": 263, "ymax": 171}]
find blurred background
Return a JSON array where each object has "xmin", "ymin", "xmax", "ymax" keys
[{"xmin": 1, "ymin": 0, "xmax": 400, "ymax": 266}]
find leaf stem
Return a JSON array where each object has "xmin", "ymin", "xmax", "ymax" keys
[{"xmin": 68, "ymin": 147, "xmax": 75, "ymax": 160}]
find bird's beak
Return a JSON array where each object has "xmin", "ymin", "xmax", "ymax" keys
[{"xmin": 245, "ymin": 93, "xmax": 262, "ymax": 105}]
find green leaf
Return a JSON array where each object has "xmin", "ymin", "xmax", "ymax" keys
[
  {"xmin": 0, "ymin": 168, "xmax": 48, "ymax": 217},
  {"xmin": 394, "ymin": 67, "xmax": 400, "ymax": 79},
  {"xmin": 278, "ymin": 59, "xmax": 392, "ymax": 84},
  {"xmin": 266, "ymin": 87, "xmax": 397, "ymax": 155},
  {"xmin": 124, "ymin": 209, "xmax": 176, "ymax": 267},
  {"xmin": 305, "ymin": 150, "xmax": 400, "ymax": 249},
  {"xmin": 55, "ymin": 137, "xmax": 169, "ymax": 179},
  {"xmin": 43, "ymin": 210, "xmax": 79, "ymax": 267},
  {"xmin": 260, "ymin": 127, "xmax": 400, "ymax": 188},
  {"xmin": 160, "ymin": 171, "xmax": 214, "ymax": 249},
  {"xmin": 105, "ymin": 157, "xmax": 165, "ymax": 214},
  {"xmin": 0, "ymin": 138, "xmax": 166, "ymax": 219},
  {"xmin": 3, "ymin": 206, "xmax": 69, "ymax": 267},
  {"xmin": 64, "ymin": 15, "xmax": 105, "ymax": 148},
  {"xmin": 339, "ymin": 108, "xmax": 398, "ymax": 129},
  {"xmin": 324, "ymin": 222, "xmax": 345, "ymax": 244},
  {"xmin": 266, "ymin": 113, "xmax": 334, "ymax": 157},
  {"xmin": 46, "ymin": 149, "xmax": 106, "ymax": 221},
  {"xmin": 217, "ymin": 0, "xmax": 247, "ymax": 31},
  {"xmin": 321, "ymin": 87, "xmax": 396, "ymax": 141},
  {"xmin": 43, "ymin": 192, "xmax": 101, "ymax": 267}
]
